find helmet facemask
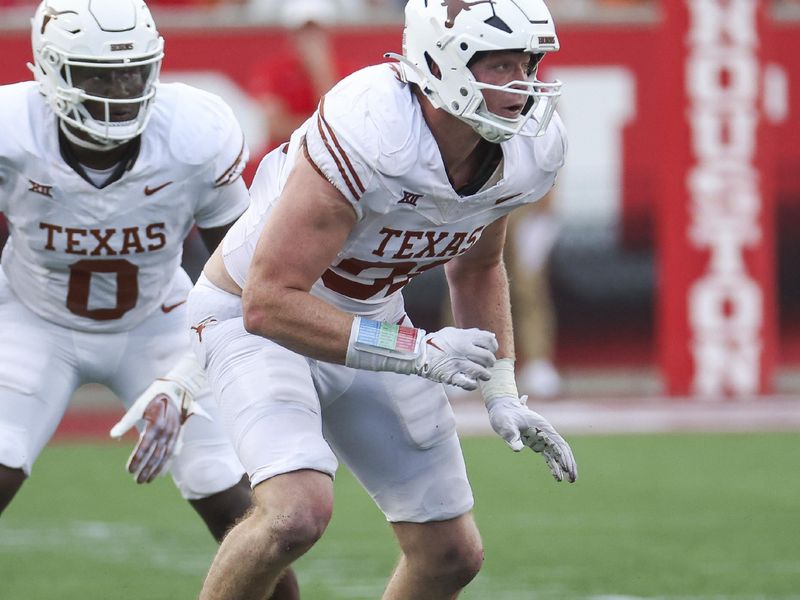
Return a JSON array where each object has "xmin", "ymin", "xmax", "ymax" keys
[
  {"xmin": 38, "ymin": 49, "xmax": 162, "ymax": 148},
  {"xmin": 30, "ymin": 0, "xmax": 164, "ymax": 149},
  {"xmin": 457, "ymin": 50, "xmax": 561, "ymax": 143},
  {"xmin": 390, "ymin": 0, "xmax": 562, "ymax": 144}
]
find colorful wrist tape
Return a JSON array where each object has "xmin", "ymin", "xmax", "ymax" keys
[{"xmin": 353, "ymin": 318, "xmax": 420, "ymax": 356}]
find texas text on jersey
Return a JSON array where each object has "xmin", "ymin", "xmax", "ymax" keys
[
  {"xmin": 0, "ymin": 81, "xmax": 249, "ymax": 332},
  {"xmin": 222, "ymin": 63, "xmax": 566, "ymax": 314}
]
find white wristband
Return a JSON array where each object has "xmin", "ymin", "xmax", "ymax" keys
[
  {"xmin": 345, "ymin": 316, "xmax": 425, "ymax": 374},
  {"xmin": 161, "ymin": 351, "xmax": 205, "ymax": 400},
  {"xmin": 478, "ymin": 358, "xmax": 519, "ymax": 403}
]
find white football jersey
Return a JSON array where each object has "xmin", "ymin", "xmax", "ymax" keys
[
  {"xmin": 223, "ymin": 63, "xmax": 566, "ymax": 315},
  {"xmin": 0, "ymin": 81, "xmax": 250, "ymax": 332}
]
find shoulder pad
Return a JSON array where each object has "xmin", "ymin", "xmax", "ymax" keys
[
  {"xmin": 0, "ymin": 82, "xmax": 44, "ymax": 159},
  {"xmin": 153, "ymin": 83, "xmax": 242, "ymax": 166},
  {"xmin": 321, "ymin": 65, "xmax": 420, "ymax": 177}
]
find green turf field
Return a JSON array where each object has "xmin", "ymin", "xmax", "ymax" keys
[{"xmin": 1, "ymin": 433, "xmax": 798, "ymax": 599}]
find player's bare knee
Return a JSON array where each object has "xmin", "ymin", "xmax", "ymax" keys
[
  {"xmin": 250, "ymin": 482, "xmax": 333, "ymax": 558},
  {"xmin": 434, "ymin": 541, "xmax": 484, "ymax": 589},
  {"xmin": 444, "ymin": 540, "xmax": 484, "ymax": 587},
  {"xmin": 273, "ymin": 505, "xmax": 330, "ymax": 557},
  {"xmin": 410, "ymin": 536, "xmax": 484, "ymax": 589},
  {"xmin": 248, "ymin": 501, "xmax": 331, "ymax": 560}
]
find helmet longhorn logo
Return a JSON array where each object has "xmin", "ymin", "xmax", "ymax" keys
[
  {"xmin": 442, "ymin": 0, "xmax": 495, "ymax": 29},
  {"xmin": 40, "ymin": 7, "xmax": 78, "ymax": 35}
]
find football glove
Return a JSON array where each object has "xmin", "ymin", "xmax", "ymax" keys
[
  {"xmin": 110, "ymin": 353, "xmax": 209, "ymax": 484},
  {"xmin": 414, "ymin": 327, "xmax": 498, "ymax": 390},
  {"xmin": 345, "ymin": 317, "xmax": 498, "ymax": 391},
  {"xmin": 486, "ymin": 395, "xmax": 578, "ymax": 483}
]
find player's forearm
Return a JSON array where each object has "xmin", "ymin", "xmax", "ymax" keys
[
  {"xmin": 242, "ymin": 284, "xmax": 353, "ymax": 364},
  {"xmin": 446, "ymin": 261, "xmax": 515, "ymax": 360}
]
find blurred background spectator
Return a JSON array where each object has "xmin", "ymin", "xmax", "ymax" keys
[
  {"xmin": 507, "ymin": 191, "xmax": 564, "ymax": 398},
  {"xmin": 246, "ymin": 0, "xmax": 342, "ymax": 151}
]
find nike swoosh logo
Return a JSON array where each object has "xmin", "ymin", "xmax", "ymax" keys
[
  {"xmin": 161, "ymin": 300, "xmax": 187, "ymax": 313},
  {"xmin": 426, "ymin": 339, "xmax": 443, "ymax": 352},
  {"xmin": 144, "ymin": 181, "xmax": 174, "ymax": 196}
]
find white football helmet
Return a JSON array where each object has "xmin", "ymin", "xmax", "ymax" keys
[
  {"xmin": 30, "ymin": 0, "xmax": 164, "ymax": 148},
  {"xmin": 388, "ymin": 0, "xmax": 561, "ymax": 143}
]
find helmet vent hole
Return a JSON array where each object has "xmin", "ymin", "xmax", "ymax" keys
[
  {"xmin": 459, "ymin": 87, "xmax": 468, "ymax": 97},
  {"xmin": 460, "ymin": 42, "xmax": 468, "ymax": 51},
  {"xmin": 451, "ymin": 101, "xmax": 460, "ymax": 111},
  {"xmin": 424, "ymin": 52, "xmax": 442, "ymax": 80},
  {"xmin": 483, "ymin": 16, "xmax": 512, "ymax": 34}
]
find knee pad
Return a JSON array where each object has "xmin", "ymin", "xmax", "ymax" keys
[
  {"xmin": 0, "ymin": 422, "xmax": 32, "ymax": 475},
  {"xmin": 169, "ymin": 440, "xmax": 245, "ymax": 500}
]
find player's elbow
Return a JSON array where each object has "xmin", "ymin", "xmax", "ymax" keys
[
  {"xmin": 445, "ymin": 254, "xmax": 504, "ymax": 286},
  {"xmin": 241, "ymin": 286, "xmax": 280, "ymax": 339},
  {"xmin": 242, "ymin": 303, "xmax": 270, "ymax": 337}
]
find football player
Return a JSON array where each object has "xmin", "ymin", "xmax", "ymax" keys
[
  {"xmin": 0, "ymin": 0, "xmax": 298, "ymax": 597},
  {"xmin": 188, "ymin": 0, "xmax": 577, "ymax": 598}
]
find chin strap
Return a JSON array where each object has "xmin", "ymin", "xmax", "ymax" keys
[
  {"xmin": 383, "ymin": 52, "xmax": 441, "ymax": 104},
  {"xmin": 383, "ymin": 52, "xmax": 414, "ymax": 82},
  {"xmin": 59, "ymin": 120, "xmax": 127, "ymax": 152}
]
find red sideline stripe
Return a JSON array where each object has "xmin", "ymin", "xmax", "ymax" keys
[{"xmin": 54, "ymin": 409, "xmax": 136, "ymax": 441}]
